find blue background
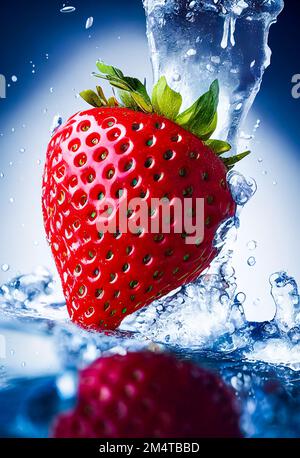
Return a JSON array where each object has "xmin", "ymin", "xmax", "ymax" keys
[{"xmin": 0, "ymin": 0, "xmax": 299, "ymax": 322}]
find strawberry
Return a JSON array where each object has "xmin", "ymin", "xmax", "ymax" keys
[
  {"xmin": 52, "ymin": 351, "xmax": 241, "ymax": 438},
  {"xmin": 42, "ymin": 62, "xmax": 249, "ymax": 330}
]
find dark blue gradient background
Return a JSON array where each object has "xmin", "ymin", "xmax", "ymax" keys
[{"xmin": 0, "ymin": 0, "xmax": 299, "ymax": 322}]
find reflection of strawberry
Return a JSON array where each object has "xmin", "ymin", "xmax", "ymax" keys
[
  {"xmin": 42, "ymin": 62, "xmax": 249, "ymax": 330},
  {"xmin": 52, "ymin": 351, "xmax": 241, "ymax": 438}
]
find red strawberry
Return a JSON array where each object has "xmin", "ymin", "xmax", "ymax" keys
[
  {"xmin": 52, "ymin": 351, "xmax": 241, "ymax": 438},
  {"xmin": 42, "ymin": 62, "xmax": 249, "ymax": 330}
]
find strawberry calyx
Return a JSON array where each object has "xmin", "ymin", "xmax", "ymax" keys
[{"xmin": 80, "ymin": 61, "xmax": 250, "ymax": 168}]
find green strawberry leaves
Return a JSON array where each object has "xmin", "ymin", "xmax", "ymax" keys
[
  {"xmin": 152, "ymin": 76, "xmax": 182, "ymax": 120},
  {"xmin": 175, "ymin": 80, "xmax": 219, "ymax": 140},
  {"xmin": 80, "ymin": 89, "xmax": 104, "ymax": 108},
  {"xmin": 205, "ymin": 139, "xmax": 231, "ymax": 156},
  {"xmin": 80, "ymin": 61, "xmax": 251, "ymax": 168},
  {"xmin": 94, "ymin": 61, "xmax": 152, "ymax": 112}
]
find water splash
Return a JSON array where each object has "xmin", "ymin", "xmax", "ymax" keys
[{"xmin": 143, "ymin": 0, "xmax": 284, "ymax": 144}]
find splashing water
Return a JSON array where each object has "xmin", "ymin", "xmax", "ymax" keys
[{"xmin": 143, "ymin": 0, "xmax": 284, "ymax": 144}]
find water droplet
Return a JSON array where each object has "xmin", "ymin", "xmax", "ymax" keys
[
  {"xmin": 11, "ymin": 75, "xmax": 17, "ymax": 82},
  {"xmin": 11, "ymin": 128, "xmax": 15, "ymax": 133},
  {"xmin": 247, "ymin": 240, "xmax": 257, "ymax": 251},
  {"xmin": 37, "ymin": 159, "xmax": 41, "ymax": 165},
  {"xmin": 272, "ymin": 180, "xmax": 277, "ymax": 186},
  {"xmin": 51, "ymin": 114, "xmax": 63, "ymax": 136},
  {"xmin": 262, "ymin": 170, "xmax": 268, "ymax": 175},
  {"xmin": 9, "ymin": 197, "xmax": 14, "ymax": 204},
  {"xmin": 235, "ymin": 102, "xmax": 243, "ymax": 111},
  {"xmin": 258, "ymin": 157, "xmax": 263, "ymax": 163},
  {"xmin": 60, "ymin": 6, "xmax": 76, "ymax": 13},
  {"xmin": 49, "ymin": 87, "xmax": 54, "ymax": 93},
  {"xmin": 1, "ymin": 264, "xmax": 9, "ymax": 272},
  {"xmin": 247, "ymin": 256, "xmax": 256, "ymax": 267},
  {"xmin": 85, "ymin": 16, "xmax": 94, "ymax": 29},
  {"xmin": 19, "ymin": 147, "xmax": 25, "ymax": 153},
  {"xmin": 10, "ymin": 349, "xmax": 15, "ymax": 356},
  {"xmin": 0, "ymin": 172, "xmax": 4, "ymax": 179},
  {"xmin": 186, "ymin": 48, "xmax": 197, "ymax": 57},
  {"xmin": 253, "ymin": 298, "xmax": 261, "ymax": 307},
  {"xmin": 240, "ymin": 131, "xmax": 253, "ymax": 140},
  {"xmin": 250, "ymin": 60, "xmax": 256, "ymax": 68},
  {"xmin": 21, "ymin": 361, "xmax": 26, "ymax": 367}
]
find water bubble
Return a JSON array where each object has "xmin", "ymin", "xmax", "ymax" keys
[
  {"xmin": 247, "ymin": 240, "xmax": 257, "ymax": 251},
  {"xmin": 10, "ymin": 349, "xmax": 15, "ymax": 356},
  {"xmin": 19, "ymin": 147, "xmax": 25, "ymax": 153},
  {"xmin": 37, "ymin": 159, "xmax": 41, "ymax": 165},
  {"xmin": 1, "ymin": 264, "xmax": 9, "ymax": 272},
  {"xmin": 211, "ymin": 55, "xmax": 220, "ymax": 64},
  {"xmin": 21, "ymin": 361, "xmax": 26, "ymax": 368},
  {"xmin": 11, "ymin": 75, "xmax": 17, "ymax": 82},
  {"xmin": 236, "ymin": 292, "xmax": 246, "ymax": 304},
  {"xmin": 60, "ymin": 6, "xmax": 76, "ymax": 13},
  {"xmin": 247, "ymin": 256, "xmax": 256, "ymax": 267},
  {"xmin": 250, "ymin": 60, "xmax": 256, "ymax": 68},
  {"xmin": 172, "ymin": 72, "xmax": 181, "ymax": 82},
  {"xmin": 227, "ymin": 171, "xmax": 257, "ymax": 206},
  {"xmin": 258, "ymin": 157, "xmax": 263, "ymax": 163},
  {"xmin": 9, "ymin": 197, "xmax": 14, "ymax": 204},
  {"xmin": 206, "ymin": 64, "xmax": 214, "ymax": 72},
  {"xmin": 220, "ymin": 294, "xmax": 229, "ymax": 305},
  {"xmin": 0, "ymin": 172, "xmax": 4, "ymax": 179},
  {"xmin": 262, "ymin": 170, "xmax": 267, "ymax": 175},
  {"xmin": 253, "ymin": 298, "xmax": 261, "ymax": 307},
  {"xmin": 235, "ymin": 102, "xmax": 243, "ymax": 111},
  {"xmin": 186, "ymin": 48, "xmax": 197, "ymax": 57},
  {"xmin": 189, "ymin": 0, "xmax": 196, "ymax": 8},
  {"xmin": 186, "ymin": 12, "xmax": 195, "ymax": 22},
  {"xmin": 85, "ymin": 17, "xmax": 94, "ymax": 29},
  {"xmin": 49, "ymin": 87, "xmax": 54, "ymax": 93},
  {"xmin": 11, "ymin": 128, "xmax": 15, "ymax": 133},
  {"xmin": 272, "ymin": 180, "xmax": 277, "ymax": 186}
]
